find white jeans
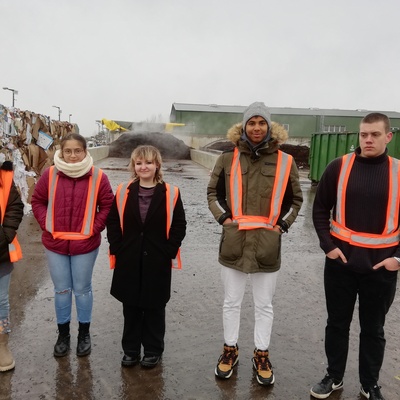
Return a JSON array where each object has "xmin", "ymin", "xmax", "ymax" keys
[{"xmin": 221, "ymin": 266, "xmax": 279, "ymax": 350}]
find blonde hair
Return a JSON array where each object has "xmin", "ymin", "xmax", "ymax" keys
[{"xmin": 129, "ymin": 145, "xmax": 163, "ymax": 183}]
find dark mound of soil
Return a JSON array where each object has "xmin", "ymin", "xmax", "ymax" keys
[
  {"xmin": 109, "ymin": 132, "xmax": 191, "ymax": 159},
  {"xmin": 207, "ymin": 141, "xmax": 235, "ymax": 152},
  {"xmin": 280, "ymin": 144, "xmax": 309, "ymax": 168}
]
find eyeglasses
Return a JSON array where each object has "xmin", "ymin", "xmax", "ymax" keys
[{"xmin": 63, "ymin": 149, "xmax": 84, "ymax": 156}]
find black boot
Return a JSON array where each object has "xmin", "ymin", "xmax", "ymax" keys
[
  {"xmin": 77, "ymin": 322, "xmax": 91, "ymax": 357},
  {"xmin": 54, "ymin": 322, "xmax": 70, "ymax": 357}
]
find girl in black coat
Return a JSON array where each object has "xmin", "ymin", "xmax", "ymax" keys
[{"xmin": 107, "ymin": 145, "xmax": 186, "ymax": 368}]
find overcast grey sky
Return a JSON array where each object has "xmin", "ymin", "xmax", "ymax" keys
[{"xmin": 1, "ymin": 0, "xmax": 399, "ymax": 136}]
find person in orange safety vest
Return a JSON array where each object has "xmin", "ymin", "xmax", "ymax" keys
[
  {"xmin": 311, "ymin": 113, "xmax": 400, "ymax": 400},
  {"xmin": 107, "ymin": 145, "xmax": 186, "ymax": 369},
  {"xmin": 207, "ymin": 102, "xmax": 303, "ymax": 385},
  {"xmin": 31, "ymin": 133, "xmax": 113, "ymax": 359},
  {"xmin": 0, "ymin": 160, "xmax": 24, "ymax": 372}
]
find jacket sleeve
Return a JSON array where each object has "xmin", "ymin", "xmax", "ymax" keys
[
  {"xmin": 92, "ymin": 171, "xmax": 114, "ymax": 235},
  {"xmin": 31, "ymin": 168, "xmax": 50, "ymax": 231},
  {"xmin": 106, "ymin": 196, "xmax": 123, "ymax": 255},
  {"xmin": 277, "ymin": 159, "xmax": 303, "ymax": 230},
  {"xmin": 207, "ymin": 153, "xmax": 232, "ymax": 224},
  {"xmin": 0, "ymin": 181, "xmax": 24, "ymax": 245},
  {"xmin": 166, "ymin": 190, "xmax": 186, "ymax": 258}
]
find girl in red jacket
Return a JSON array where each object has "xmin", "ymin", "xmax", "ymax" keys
[{"xmin": 32, "ymin": 133, "xmax": 113, "ymax": 357}]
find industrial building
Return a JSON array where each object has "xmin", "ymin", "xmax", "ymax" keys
[{"xmin": 170, "ymin": 103, "xmax": 400, "ymax": 140}]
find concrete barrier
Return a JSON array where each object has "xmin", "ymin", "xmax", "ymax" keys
[
  {"xmin": 88, "ymin": 146, "xmax": 109, "ymax": 162},
  {"xmin": 90, "ymin": 146, "xmax": 216, "ymax": 171},
  {"xmin": 190, "ymin": 149, "xmax": 220, "ymax": 171}
]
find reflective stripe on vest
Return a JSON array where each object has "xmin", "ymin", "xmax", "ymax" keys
[
  {"xmin": 229, "ymin": 148, "xmax": 293, "ymax": 230},
  {"xmin": 109, "ymin": 182, "xmax": 182, "ymax": 269},
  {"xmin": 0, "ymin": 170, "xmax": 22, "ymax": 262},
  {"xmin": 46, "ymin": 166, "xmax": 103, "ymax": 240},
  {"xmin": 330, "ymin": 153, "xmax": 400, "ymax": 248}
]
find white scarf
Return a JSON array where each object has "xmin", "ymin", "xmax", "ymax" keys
[{"xmin": 53, "ymin": 149, "xmax": 94, "ymax": 178}]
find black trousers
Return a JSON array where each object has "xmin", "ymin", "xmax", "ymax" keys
[
  {"xmin": 122, "ymin": 303, "xmax": 166, "ymax": 357},
  {"xmin": 324, "ymin": 259, "xmax": 397, "ymax": 387}
]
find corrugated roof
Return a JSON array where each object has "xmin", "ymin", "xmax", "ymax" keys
[
  {"xmin": 172, "ymin": 103, "xmax": 245, "ymax": 113},
  {"xmin": 171, "ymin": 103, "xmax": 400, "ymax": 118}
]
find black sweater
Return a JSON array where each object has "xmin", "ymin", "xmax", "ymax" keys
[{"xmin": 312, "ymin": 148, "xmax": 400, "ymax": 273}]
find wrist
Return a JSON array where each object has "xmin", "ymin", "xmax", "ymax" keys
[{"xmin": 393, "ymin": 256, "xmax": 400, "ymax": 265}]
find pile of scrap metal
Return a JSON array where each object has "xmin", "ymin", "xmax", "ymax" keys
[{"xmin": 0, "ymin": 104, "xmax": 77, "ymax": 210}]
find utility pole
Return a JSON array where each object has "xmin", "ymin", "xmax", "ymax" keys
[
  {"xmin": 3, "ymin": 87, "xmax": 18, "ymax": 107},
  {"xmin": 52, "ymin": 105, "xmax": 62, "ymax": 121}
]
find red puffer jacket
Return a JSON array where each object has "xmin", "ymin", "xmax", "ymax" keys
[{"xmin": 31, "ymin": 167, "xmax": 114, "ymax": 256}]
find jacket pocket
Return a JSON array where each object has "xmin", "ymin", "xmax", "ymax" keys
[
  {"xmin": 219, "ymin": 223, "xmax": 244, "ymax": 261},
  {"xmin": 255, "ymin": 229, "xmax": 281, "ymax": 265}
]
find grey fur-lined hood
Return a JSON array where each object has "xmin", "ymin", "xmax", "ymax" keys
[{"xmin": 227, "ymin": 122, "xmax": 289, "ymax": 146}]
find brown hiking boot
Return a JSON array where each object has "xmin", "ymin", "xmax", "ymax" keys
[
  {"xmin": 215, "ymin": 344, "xmax": 238, "ymax": 379},
  {"xmin": 252, "ymin": 348, "xmax": 275, "ymax": 386}
]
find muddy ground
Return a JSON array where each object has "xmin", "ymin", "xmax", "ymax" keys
[{"xmin": 1, "ymin": 158, "xmax": 399, "ymax": 400}]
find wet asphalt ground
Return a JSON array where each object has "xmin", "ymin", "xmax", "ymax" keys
[{"xmin": 0, "ymin": 158, "xmax": 399, "ymax": 400}]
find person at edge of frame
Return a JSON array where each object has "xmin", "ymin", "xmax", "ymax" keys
[
  {"xmin": 310, "ymin": 113, "xmax": 400, "ymax": 400},
  {"xmin": 0, "ymin": 157, "xmax": 24, "ymax": 372}
]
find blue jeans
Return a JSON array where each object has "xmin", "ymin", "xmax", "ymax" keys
[
  {"xmin": 45, "ymin": 248, "xmax": 99, "ymax": 324},
  {"xmin": 0, "ymin": 267, "xmax": 12, "ymax": 333}
]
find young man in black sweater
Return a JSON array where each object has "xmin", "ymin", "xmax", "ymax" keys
[{"xmin": 311, "ymin": 113, "xmax": 400, "ymax": 400}]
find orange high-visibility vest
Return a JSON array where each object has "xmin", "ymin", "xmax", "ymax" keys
[
  {"xmin": 109, "ymin": 182, "xmax": 182, "ymax": 269},
  {"xmin": 229, "ymin": 148, "xmax": 293, "ymax": 230},
  {"xmin": 330, "ymin": 153, "xmax": 400, "ymax": 248},
  {"xmin": 46, "ymin": 166, "xmax": 103, "ymax": 240},
  {"xmin": 0, "ymin": 170, "xmax": 22, "ymax": 262}
]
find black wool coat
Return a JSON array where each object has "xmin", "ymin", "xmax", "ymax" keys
[{"xmin": 107, "ymin": 181, "xmax": 186, "ymax": 308}]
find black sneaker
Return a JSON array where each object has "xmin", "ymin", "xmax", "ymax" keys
[
  {"xmin": 310, "ymin": 374, "xmax": 343, "ymax": 399},
  {"xmin": 360, "ymin": 385, "xmax": 385, "ymax": 400},
  {"xmin": 141, "ymin": 355, "xmax": 161, "ymax": 368},
  {"xmin": 121, "ymin": 354, "xmax": 140, "ymax": 367}
]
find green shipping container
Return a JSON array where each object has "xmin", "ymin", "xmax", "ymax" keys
[{"xmin": 309, "ymin": 131, "xmax": 400, "ymax": 183}]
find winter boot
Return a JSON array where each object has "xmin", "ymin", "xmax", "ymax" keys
[
  {"xmin": 77, "ymin": 322, "xmax": 91, "ymax": 357},
  {"xmin": 54, "ymin": 322, "xmax": 71, "ymax": 357},
  {"xmin": 0, "ymin": 333, "xmax": 15, "ymax": 372}
]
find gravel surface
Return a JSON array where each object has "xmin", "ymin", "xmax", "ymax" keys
[{"xmin": 1, "ymin": 158, "xmax": 399, "ymax": 400}]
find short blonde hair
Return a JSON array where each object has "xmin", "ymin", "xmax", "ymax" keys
[{"xmin": 129, "ymin": 145, "xmax": 163, "ymax": 183}]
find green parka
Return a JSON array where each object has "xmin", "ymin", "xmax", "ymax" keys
[{"xmin": 207, "ymin": 122, "xmax": 303, "ymax": 273}]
